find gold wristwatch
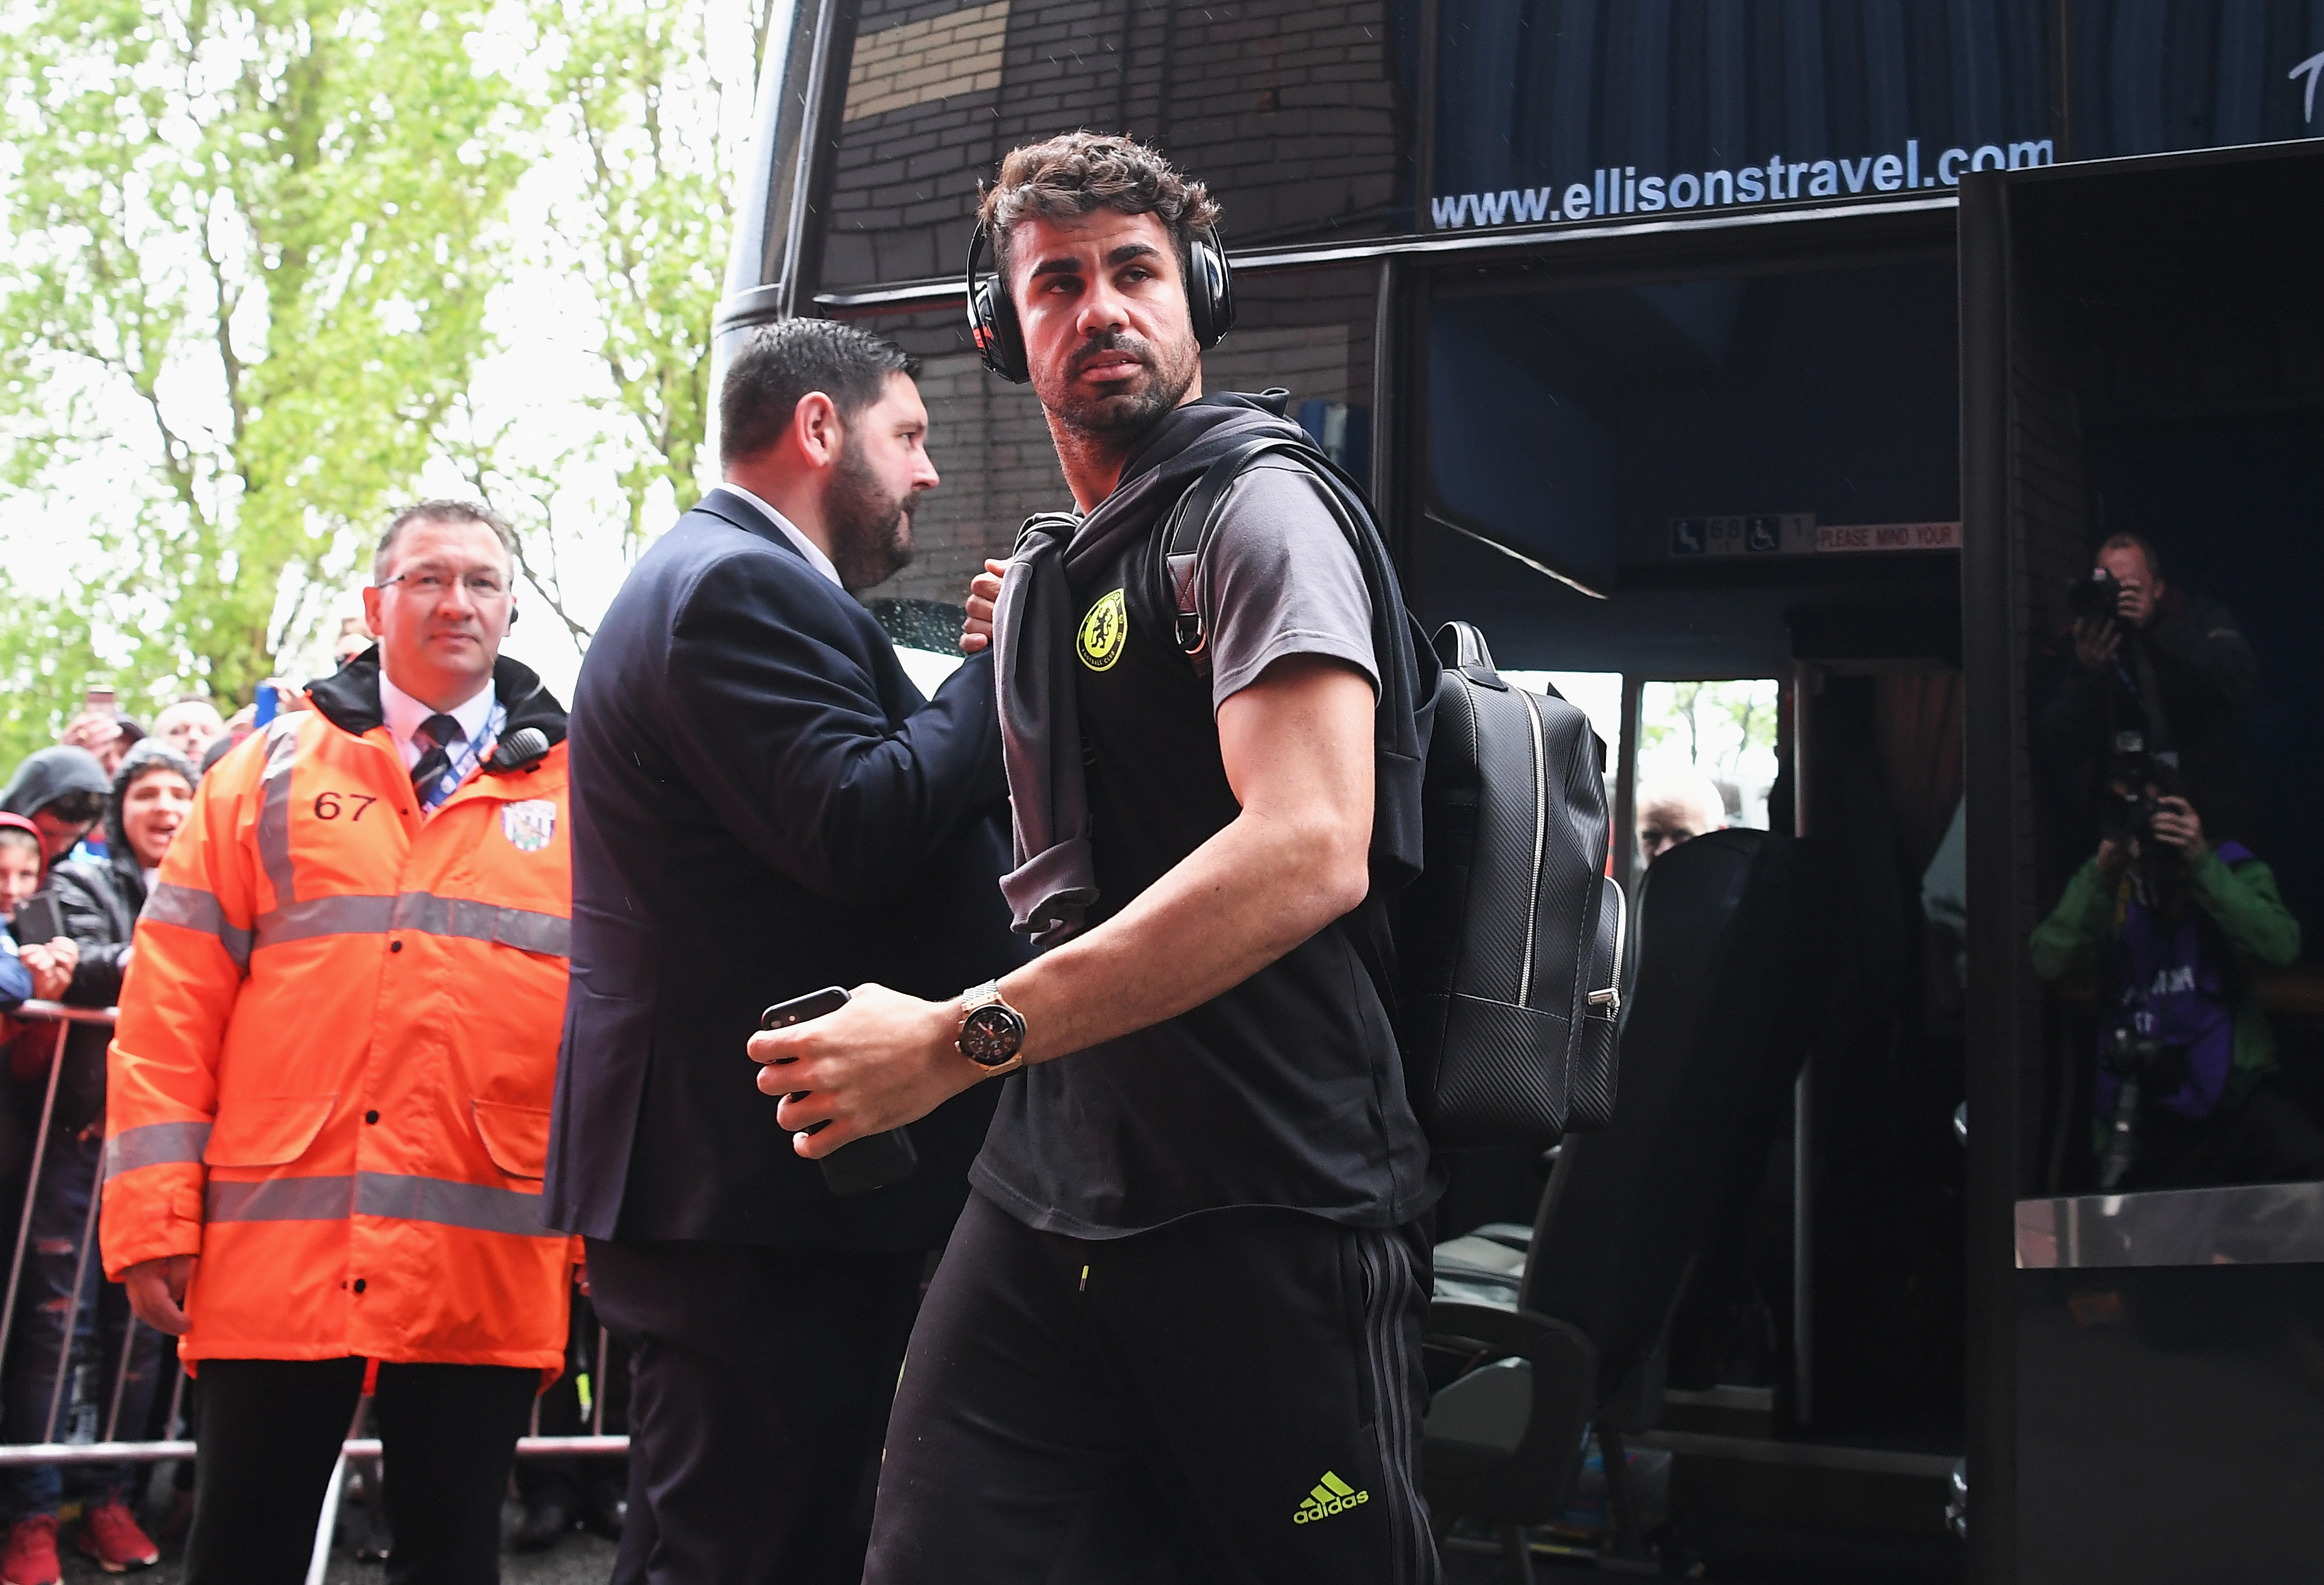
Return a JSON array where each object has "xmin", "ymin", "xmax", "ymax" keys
[{"xmin": 956, "ymin": 980, "xmax": 1028, "ymax": 1076}]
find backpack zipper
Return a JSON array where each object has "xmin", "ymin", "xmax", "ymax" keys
[{"xmin": 1518, "ymin": 687, "xmax": 1547, "ymax": 1006}]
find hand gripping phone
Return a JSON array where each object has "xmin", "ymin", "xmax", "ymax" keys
[{"xmin": 759, "ymin": 987, "xmax": 919, "ymax": 1197}]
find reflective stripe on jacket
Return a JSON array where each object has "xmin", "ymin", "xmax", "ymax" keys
[{"xmin": 99, "ymin": 659, "xmax": 574, "ymax": 1372}]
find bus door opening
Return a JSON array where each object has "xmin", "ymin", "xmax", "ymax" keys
[{"xmin": 1412, "ymin": 240, "xmax": 1967, "ymax": 1579}]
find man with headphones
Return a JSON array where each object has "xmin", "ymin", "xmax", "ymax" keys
[{"xmin": 748, "ymin": 132, "xmax": 1442, "ymax": 1583}]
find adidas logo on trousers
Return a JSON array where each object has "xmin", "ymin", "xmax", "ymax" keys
[{"xmin": 1293, "ymin": 1471, "xmax": 1370, "ymax": 1524}]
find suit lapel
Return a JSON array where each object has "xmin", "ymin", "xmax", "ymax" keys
[
  {"xmin": 694, "ymin": 489, "xmax": 922, "ymax": 725},
  {"xmin": 695, "ymin": 487, "xmax": 806, "ymax": 565}
]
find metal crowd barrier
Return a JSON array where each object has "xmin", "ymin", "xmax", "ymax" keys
[{"xmin": 0, "ymin": 1000, "xmax": 626, "ymax": 1569}]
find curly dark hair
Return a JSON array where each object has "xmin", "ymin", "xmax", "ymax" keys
[{"xmin": 978, "ymin": 132, "xmax": 1222, "ymax": 275}]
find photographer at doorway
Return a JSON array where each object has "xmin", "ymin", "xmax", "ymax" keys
[
  {"xmin": 2031, "ymin": 769, "xmax": 2323, "ymax": 1191},
  {"xmin": 2039, "ymin": 533, "xmax": 2257, "ymax": 848}
]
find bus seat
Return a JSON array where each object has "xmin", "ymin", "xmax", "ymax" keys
[{"xmin": 1423, "ymin": 829, "xmax": 1811, "ymax": 1570}]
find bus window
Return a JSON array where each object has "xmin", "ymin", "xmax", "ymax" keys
[
  {"xmin": 2008, "ymin": 179, "xmax": 2324, "ymax": 1203},
  {"xmin": 1639, "ymin": 677, "xmax": 1780, "ymax": 839},
  {"xmin": 818, "ymin": 0, "xmax": 1417, "ymax": 297},
  {"xmin": 1503, "ymin": 669, "xmax": 1622, "ymax": 770}
]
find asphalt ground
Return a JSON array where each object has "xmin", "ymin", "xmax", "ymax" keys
[
  {"xmin": 49, "ymin": 1498, "xmax": 620, "ymax": 1584},
  {"xmin": 53, "ymin": 1530, "xmax": 1930, "ymax": 1583},
  {"xmin": 37, "ymin": 1492, "xmax": 1929, "ymax": 1583}
]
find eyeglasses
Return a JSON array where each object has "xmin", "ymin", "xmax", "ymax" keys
[{"xmin": 377, "ymin": 569, "xmax": 511, "ymax": 601}]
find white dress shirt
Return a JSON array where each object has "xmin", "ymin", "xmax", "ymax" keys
[
  {"xmin": 379, "ymin": 671, "xmax": 499, "ymax": 775},
  {"xmin": 721, "ymin": 483, "xmax": 843, "ymax": 590}
]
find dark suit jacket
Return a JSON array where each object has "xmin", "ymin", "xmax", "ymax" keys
[{"xmin": 545, "ymin": 487, "xmax": 1020, "ymax": 1249}]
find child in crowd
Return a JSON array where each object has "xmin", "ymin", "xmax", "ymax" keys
[
  {"xmin": 0, "ymin": 821, "xmax": 36, "ymax": 1018},
  {"xmin": 0, "ymin": 815, "xmax": 76, "ymax": 1094},
  {"xmin": 0, "ymin": 814, "xmax": 73, "ymax": 1016},
  {"xmin": 0, "ymin": 821, "xmax": 40, "ymax": 916}
]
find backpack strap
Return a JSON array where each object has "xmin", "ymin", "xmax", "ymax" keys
[
  {"xmin": 1142, "ymin": 427, "xmax": 1435, "ymax": 893},
  {"xmin": 1159, "ymin": 435, "xmax": 1373, "ymax": 674}
]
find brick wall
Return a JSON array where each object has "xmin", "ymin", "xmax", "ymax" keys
[
  {"xmin": 819, "ymin": 0, "xmax": 1415, "ymax": 292},
  {"xmin": 844, "ymin": 0, "xmax": 1011, "ymax": 124}
]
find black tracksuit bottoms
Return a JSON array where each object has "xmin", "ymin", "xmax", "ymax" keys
[
  {"xmin": 865, "ymin": 1190, "xmax": 1443, "ymax": 1585},
  {"xmin": 181, "ymin": 1356, "xmax": 537, "ymax": 1585}
]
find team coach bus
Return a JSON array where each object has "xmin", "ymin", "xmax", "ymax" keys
[{"xmin": 714, "ymin": 3, "xmax": 2324, "ymax": 1579}]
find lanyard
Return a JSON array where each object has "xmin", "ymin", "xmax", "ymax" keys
[{"xmin": 420, "ymin": 700, "xmax": 507, "ymax": 812}]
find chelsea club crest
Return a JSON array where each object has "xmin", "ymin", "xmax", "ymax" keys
[{"xmin": 500, "ymin": 799, "xmax": 556, "ymax": 854}]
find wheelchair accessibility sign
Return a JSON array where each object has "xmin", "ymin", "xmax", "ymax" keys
[
  {"xmin": 1669, "ymin": 514, "xmax": 1958, "ymax": 558},
  {"xmin": 1669, "ymin": 514, "xmax": 1817, "ymax": 557}
]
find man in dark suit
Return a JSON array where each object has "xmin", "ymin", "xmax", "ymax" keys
[{"xmin": 546, "ymin": 318, "xmax": 1018, "ymax": 1584}]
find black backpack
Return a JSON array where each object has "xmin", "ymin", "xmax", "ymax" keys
[{"xmin": 1154, "ymin": 434, "xmax": 1625, "ymax": 1147}]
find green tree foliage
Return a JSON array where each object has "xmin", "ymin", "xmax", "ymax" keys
[
  {"xmin": 0, "ymin": 576, "xmax": 101, "ymax": 773},
  {"xmin": 452, "ymin": 0, "xmax": 757, "ymax": 649},
  {"xmin": 0, "ymin": 0, "xmax": 529, "ymax": 714},
  {"xmin": 1640, "ymin": 679, "xmax": 1780, "ymax": 785}
]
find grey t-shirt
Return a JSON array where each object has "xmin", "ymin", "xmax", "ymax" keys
[
  {"xmin": 971, "ymin": 446, "xmax": 1436, "ymax": 1239},
  {"xmin": 1196, "ymin": 457, "xmax": 1380, "ymax": 709}
]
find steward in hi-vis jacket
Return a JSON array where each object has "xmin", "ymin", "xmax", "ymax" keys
[{"xmin": 99, "ymin": 502, "xmax": 574, "ymax": 1585}]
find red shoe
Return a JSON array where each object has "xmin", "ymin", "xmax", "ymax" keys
[
  {"xmin": 0, "ymin": 1516, "xmax": 59, "ymax": 1585},
  {"xmin": 75, "ymin": 1502, "xmax": 158, "ymax": 1574}
]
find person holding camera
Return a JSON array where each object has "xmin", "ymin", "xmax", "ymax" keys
[
  {"xmin": 2030, "ymin": 773, "xmax": 2322, "ymax": 1191},
  {"xmin": 2041, "ymin": 533, "xmax": 2257, "ymax": 847}
]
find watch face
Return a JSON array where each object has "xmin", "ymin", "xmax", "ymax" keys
[{"xmin": 961, "ymin": 1004, "xmax": 1026, "ymax": 1066}]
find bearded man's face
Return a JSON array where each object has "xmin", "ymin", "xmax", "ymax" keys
[
  {"xmin": 824, "ymin": 373, "xmax": 937, "ymax": 590},
  {"xmin": 1008, "ymin": 209, "xmax": 1201, "ymax": 443}
]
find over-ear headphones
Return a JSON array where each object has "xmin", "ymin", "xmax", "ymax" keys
[{"xmin": 964, "ymin": 220, "xmax": 1236, "ymax": 384}]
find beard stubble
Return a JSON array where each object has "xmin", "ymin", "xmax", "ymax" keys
[
  {"xmin": 826, "ymin": 437, "xmax": 919, "ymax": 591},
  {"xmin": 1038, "ymin": 329, "xmax": 1200, "ymax": 443}
]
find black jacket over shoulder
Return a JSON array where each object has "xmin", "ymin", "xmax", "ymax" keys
[
  {"xmin": 46, "ymin": 736, "xmax": 201, "ymax": 1132},
  {"xmin": 545, "ymin": 487, "xmax": 1019, "ymax": 1250},
  {"xmin": 48, "ymin": 851, "xmax": 143, "ymax": 1132}
]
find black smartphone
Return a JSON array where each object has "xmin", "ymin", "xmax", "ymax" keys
[
  {"xmin": 758, "ymin": 988, "xmax": 920, "ymax": 1197},
  {"xmin": 14, "ymin": 893, "xmax": 65, "ymax": 950}
]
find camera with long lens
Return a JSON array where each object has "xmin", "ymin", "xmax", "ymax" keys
[
  {"xmin": 2068, "ymin": 566, "xmax": 2125, "ymax": 625},
  {"xmin": 2096, "ymin": 1005, "xmax": 2185, "ymax": 1190}
]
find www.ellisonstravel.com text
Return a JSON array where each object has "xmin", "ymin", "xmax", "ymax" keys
[{"xmin": 1432, "ymin": 137, "xmax": 2055, "ymax": 229}]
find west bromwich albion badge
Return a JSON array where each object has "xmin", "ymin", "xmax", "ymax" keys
[
  {"xmin": 500, "ymin": 799, "xmax": 556, "ymax": 853},
  {"xmin": 1078, "ymin": 588, "xmax": 1128, "ymax": 672}
]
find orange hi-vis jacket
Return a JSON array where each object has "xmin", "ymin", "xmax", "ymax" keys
[{"xmin": 100, "ymin": 654, "xmax": 576, "ymax": 1373}]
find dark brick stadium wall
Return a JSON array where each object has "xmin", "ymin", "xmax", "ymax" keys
[{"xmin": 823, "ymin": 0, "xmax": 1415, "ymax": 292}]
